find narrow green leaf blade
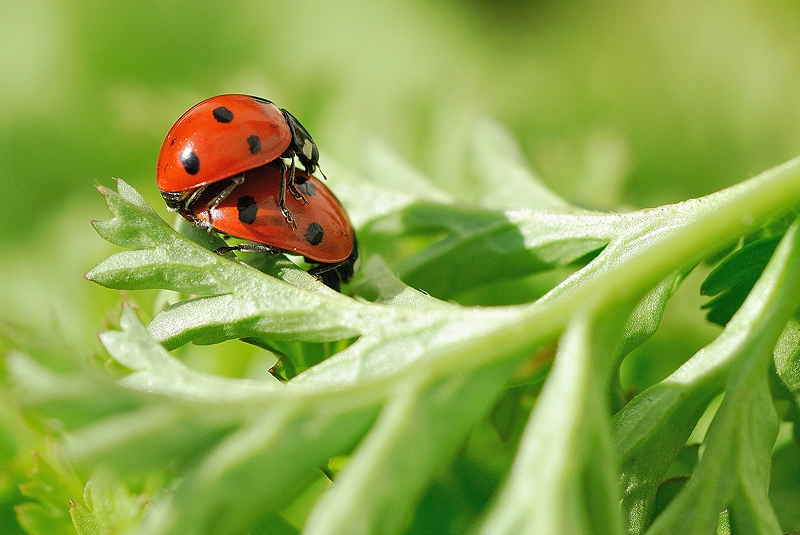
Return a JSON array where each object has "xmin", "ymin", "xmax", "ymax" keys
[
  {"xmin": 616, "ymin": 221, "xmax": 800, "ymax": 534},
  {"xmin": 304, "ymin": 363, "xmax": 514, "ymax": 535},
  {"xmin": 480, "ymin": 310, "xmax": 626, "ymax": 535},
  {"xmin": 470, "ymin": 119, "xmax": 574, "ymax": 211},
  {"xmin": 643, "ymin": 221, "xmax": 800, "ymax": 535}
]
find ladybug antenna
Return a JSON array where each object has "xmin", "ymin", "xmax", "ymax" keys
[{"xmin": 317, "ymin": 165, "xmax": 328, "ymax": 181}]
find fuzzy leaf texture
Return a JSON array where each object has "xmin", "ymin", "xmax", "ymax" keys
[{"xmin": 14, "ymin": 121, "xmax": 800, "ymax": 535}]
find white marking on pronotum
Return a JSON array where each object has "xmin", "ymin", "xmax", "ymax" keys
[{"xmin": 302, "ymin": 139, "xmax": 314, "ymax": 160}]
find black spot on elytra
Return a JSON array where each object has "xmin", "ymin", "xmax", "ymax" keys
[
  {"xmin": 305, "ymin": 222, "xmax": 324, "ymax": 245},
  {"xmin": 237, "ymin": 196, "xmax": 258, "ymax": 224},
  {"xmin": 213, "ymin": 106, "xmax": 234, "ymax": 123},
  {"xmin": 247, "ymin": 135, "xmax": 261, "ymax": 154},
  {"xmin": 180, "ymin": 148, "xmax": 200, "ymax": 174},
  {"xmin": 294, "ymin": 176, "xmax": 316, "ymax": 197}
]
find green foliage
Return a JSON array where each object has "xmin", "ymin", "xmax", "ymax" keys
[
  {"xmin": 4, "ymin": 120, "xmax": 800, "ymax": 534},
  {"xmin": 4, "ymin": 2, "xmax": 800, "ymax": 534},
  {"xmin": 14, "ymin": 442, "xmax": 148, "ymax": 535},
  {"xmin": 701, "ymin": 234, "xmax": 783, "ymax": 326}
]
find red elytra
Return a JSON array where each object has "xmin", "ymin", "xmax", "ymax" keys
[
  {"xmin": 192, "ymin": 163, "xmax": 355, "ymax": 264},
  {"xmin": 157, "ymin": 94, "xmax": 318, "ymax": 194}
]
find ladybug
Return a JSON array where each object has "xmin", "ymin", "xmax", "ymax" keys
[
  {"xmin": 191, "ymin": 162, "xmax": 358, "ymax": 290},
  {"xmin": 157, "ymin": 94, "xmax": 320, "ymax": 228}
]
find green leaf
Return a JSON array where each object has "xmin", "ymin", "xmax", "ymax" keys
[
  {"xmin": 16, "ymin": 445, "xmax": 85, "ymax": 535},
  {"xmin": 304, "ymin": 361, "xmax": 516, "ymax": 535},
  {"xmin": 389, "ymin": 153, "xmax": 800, "ymax": 300},
  {"xmin": 769, "ymin": 438, "xmax": 800, "ymax": 532},
  {"xmin": 104, "ymin": 306, "xmax": 282, "ymax": 400},
  {"xmin": 613, "ymin": 223, "xmax": 800, "ymax": 533},
  {"xmin": 479, "ymin": 307, "xmax": 629, "ymax": 535},
  {"xmin": 622, "ymin": 221, "xmax": 800, "ymax": 534},
  {"xmin": 359, "ymin": 141, "xmax": 453, "ymax": 204},
  {"xmin": 773, "ymin": 320, "xmax": 800, "ymax": 432},
  {"xmin": 701, "ymin": 234, "xmax": 783, "ymax": 326},
  {"xmin": 468, "ymin": 119, "xmax": 576, "ymax": 211},
  {"xmin": 9, "ymin": 6, "xmax": 800, "ymax": 535},
  {"xmin": 13, "ymin": 442, "xmax": 146, "ymax": 535},
  {"xmin": 22, "ymin": 144, "xmax": 800, "ymax": 535},
  {"xmin": 80, "ymin": 474, "xmax": 148, "ymax": 533},
  {"xmin": 69, "ymin": 501, "xmax": 101, "ymax": 535},
  {"xmin": 392, "ymin": 203, "xmax": 610, "ymax": 298}
]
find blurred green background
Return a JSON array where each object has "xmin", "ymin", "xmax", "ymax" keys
[{"xmin": 1, "ymin": 0, "xmax": 800, "ymax": 362}]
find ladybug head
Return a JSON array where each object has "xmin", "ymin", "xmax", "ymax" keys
[{"xmin": 281, "ymin": 109, "xmax": 319, "ymax": 174}]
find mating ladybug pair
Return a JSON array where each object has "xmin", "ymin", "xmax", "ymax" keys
[{"xmin": 157, "ymin": 94, "xmax": 357, "ymax": 290}]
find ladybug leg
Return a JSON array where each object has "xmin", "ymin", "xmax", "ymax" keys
[
  {"xmin": 215, "ymin": 243, "xmax": 283, "ymax": 255},
  {"xmin": 171, "ymin": 186, "xmax": 210, "ymax": 228},
  {"xmin": 310, "ymin": 268, "xmax": 342, "ymax": 292},
  {"xmin": 307, "ymin": 239, "xmax": 359, "ymax": 290},
  {"xmin": 278, "ymin": 161, "xmax": 298, "ymax": 229},
  {"xmin": 308, "ymin": 261, "xmax": 347, "ymax": 291},
  {"xmin": 180, "ymin": 185, "xmax": 206, "ymax": 212},
  {"xmin": 204, "ymin": 174, "xmax": 245, "ymax": 230},
  {"xmin": 286, "ymin": 157, "xmax": 309, "ymax": 204},
  {"xmin": 288, "ymin": 178, "xmax": 309, "ymax": 204}
]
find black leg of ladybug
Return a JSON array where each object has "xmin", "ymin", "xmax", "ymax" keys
[
  {"xmin": 308, "ymin": 243, "xmax": 359, "ymax": 291},
  {"xmin": 215, "ymin": 243, "xmax": 284, "ymax": 255},
  {"xmin": 285, "ymin": 156, "xmax": 306, "ymax": 203},
  {"xmin": 307, "ymin": 263, "xmax": 342, "ymax": 291},
  {"xmin": 170, "ymin": 185, "xmax": 209, "ymax": 227},
  {"xmin": 177, "ymin": 206, "xmax": 202, "ymax": 226},
  {"xmin": 204, "ymin": 174, "xmax": 245, "ymax": 230},
  {"xmin": 278, "ymin": 160, "xmax": 297, "ymax": 229},
  {"xmin": 288, "ymin": 176, "xmax": 308, "ymax": 204}
]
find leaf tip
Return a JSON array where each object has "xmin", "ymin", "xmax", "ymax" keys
[
  {"xmin": 96, "ymin": 183, "xmax": 113, "ymax": 196},
  {"xmin": 83, "ymin": 264, "xmax": 104, "ymax": 283}
]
